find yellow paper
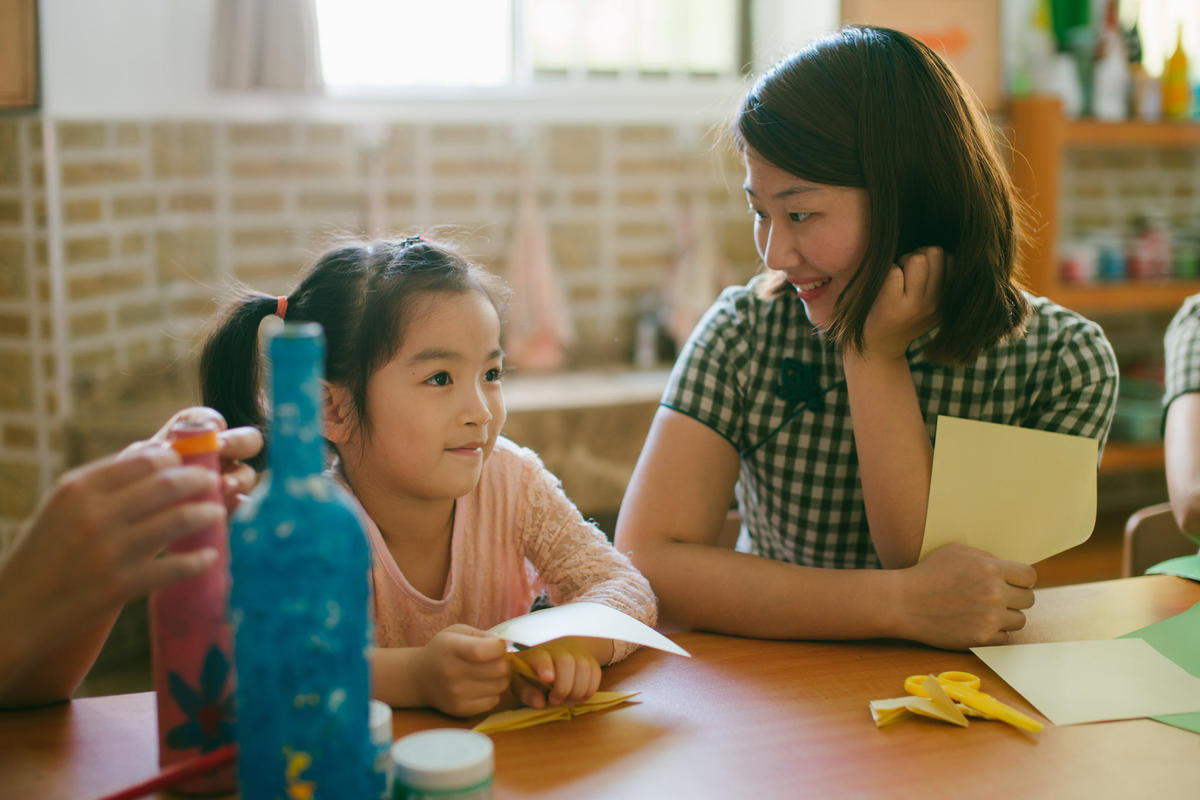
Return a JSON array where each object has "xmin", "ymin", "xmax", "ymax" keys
[
  {"xmin": 972, "ymin": 638, "xmax": 1200, "ymax": 726},
  {"xmin": 488, "ymin": 602, "xmax": 691, "ymax": 657},
  {"xmin": 919, "ymin": 415, "xmax": 1098, "ymax": 564},
  {"xmin": 869, "ymin": 676, "xmax": 968, "ymax": 728},
  {"xmin": 472, "ymin": 691, "xmax": 640, "ymax": 734}
]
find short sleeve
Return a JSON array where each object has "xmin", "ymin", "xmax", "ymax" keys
[
  {"xmin": 1164, "ymin": 294, "xmax": 1200, "ymax": 411},
  {"xmin": 1024, "ymin": 315, "xmax": 1119, "ymax": 450},
  {"xmin": 661, "ymin": 286, "xmax": 755, "ymax": 450}
]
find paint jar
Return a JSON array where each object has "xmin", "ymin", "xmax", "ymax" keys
[
  {"xmin": 390, "ymin": 729, "xmax": 494, "ymax": 800},
  {"xmin": 371, "ymin": 699, "xmax": 394, "ymax": 799}
]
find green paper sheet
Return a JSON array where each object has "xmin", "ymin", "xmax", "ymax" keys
[
  {"xmin": 1120, "ymin": 599, "xmax": 1200, "ymax": 734},
  {"xmin": 1145, "ymin": 553, "xmax": 1200, "ymax": 583}
]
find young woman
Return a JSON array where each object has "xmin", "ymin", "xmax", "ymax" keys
[{"xmin": 615, "ymin": 26, "xmax": 1118, "ymax": 650}]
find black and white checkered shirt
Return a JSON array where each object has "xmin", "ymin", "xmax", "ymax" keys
[
  {"xmin": 1165, "ymin": 293, "xmax": 1200, "ymax": 413},
  {"xmin": 663, "ymin": 276, "xmax": 1119, "ymax": 569}
]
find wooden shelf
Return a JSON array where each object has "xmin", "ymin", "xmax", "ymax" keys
[
  {"xmin": 1064, "ymin": 118, "xmax": 1200, "ymax": 148},
  {"xmin": 1051, "ymin": 280, "xmax": 1200, "ymax": 314},
  {"xmin": 1100, "ymin": 441, "xmax": 1164, "ymax": 474},
  {"xmin": 1008, "ymin": 96, "xmax": 1200, "ymax": 311}
]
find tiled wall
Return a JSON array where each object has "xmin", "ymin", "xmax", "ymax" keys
[{"xmin": 0, "ymin": 115, "xmax": 758, "ymax": 548}]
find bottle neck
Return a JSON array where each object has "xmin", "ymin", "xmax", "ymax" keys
[{"xmin": 267, "ymin": 343, "xmax": 327, "ymax": 480}]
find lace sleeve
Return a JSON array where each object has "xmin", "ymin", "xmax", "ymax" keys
[{"xmin": 517, "ymin": 453, "xmax": 658, "ymax": 665}]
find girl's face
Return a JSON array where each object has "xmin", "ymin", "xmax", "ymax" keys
[
  {"xmin": 341, "ymin": 289, "xmax": 507, "ymax": 502},
  {"xmin": 743, "ymin": 148, "xmax": 871, "ymax": 330}
]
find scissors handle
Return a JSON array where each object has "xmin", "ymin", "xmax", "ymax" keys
[{"xmin": 904, "ymin": 671, "xmax": 1043, "ymax": 733}]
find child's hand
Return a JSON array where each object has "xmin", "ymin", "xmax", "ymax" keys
[
  {"xmin": 859, "ymin": 246, "xmax": 945, "ymax": 360},
  {"xmin": 510, "ymin": 637, "xmax": 603, "ymax": 709},
  {"xmin": 125, "ymin": 406, "xmax": 263, "ymax": 512},
  {"xmin": 894, "ymin": 542, "xmax": 1037, "ymax": 650},
  {"xmin": 416, "ymin": 625, "xmax": 509, "ymax": 717}
]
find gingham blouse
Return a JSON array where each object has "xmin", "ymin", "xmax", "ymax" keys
[
  {"xmin": 663, "ymin": 276, "xmax": 1119, "ymax": 569},
  {"xmin": 1165, "ymin": 293, "xmax": 1200, "ymax": 413}
]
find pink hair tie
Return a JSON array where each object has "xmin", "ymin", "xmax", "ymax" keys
[{"xmin": 275, "ymin": 296, "xmax": 288, "ymax": 320}]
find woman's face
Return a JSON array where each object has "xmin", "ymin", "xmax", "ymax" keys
[{"xmin": 743, "ymin": 148, "xmax": 871, "ymax": 330}]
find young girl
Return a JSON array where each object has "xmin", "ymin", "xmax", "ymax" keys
[
  {"xmin": 615, "ymin": 26, "xmax": 1118, "ymax": 650},
  {"xmin": 199, "ymin": 237, "xmax": 656, "ymax": 717}
]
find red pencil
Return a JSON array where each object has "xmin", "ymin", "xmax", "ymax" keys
[{"xmin": 92, "ymin": 744, "xmax": 237, "ymax": 800}]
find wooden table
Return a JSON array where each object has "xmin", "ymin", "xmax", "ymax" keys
[{"xmin": 3, "ymin": 576, "xmax": 1198, "ymax": 799}]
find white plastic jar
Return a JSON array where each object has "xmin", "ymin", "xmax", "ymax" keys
[
  {"xmin": 390, "ymin": 729, "xmax": 494, "ymax": 800},
  {"xmin": 370, "ymin": 699, "xmax": 394, "ymax": 798}
]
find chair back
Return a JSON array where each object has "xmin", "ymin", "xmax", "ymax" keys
[{"xmin": 1122, "ymin": 503, "xmax": 1200, "ymax": 577}]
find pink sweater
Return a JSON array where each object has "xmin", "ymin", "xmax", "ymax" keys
[{"xmin": 355, "ymin": 437, "xmax": 656, "ymax": 665}]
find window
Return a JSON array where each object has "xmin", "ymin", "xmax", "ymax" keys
[{"xmin": 316, "ymin": 0, "xmax": 746, "ymax": 94}]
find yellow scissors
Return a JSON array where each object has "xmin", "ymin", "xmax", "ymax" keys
[{"xmin": 904, "ymin": 671, "xmax": 1043, "ymax": 733}]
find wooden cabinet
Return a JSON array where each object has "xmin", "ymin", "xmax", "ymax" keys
[
  {"xmin": 0, "ymin": 0, "xmax": 38, "ymax": 108},
  {"xmin": 1007, "ymin": 96, "xmax": 1200, "ymax": 473}
]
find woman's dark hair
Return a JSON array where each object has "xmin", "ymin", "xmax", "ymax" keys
[
  {"xmin": 733, "ymin": 25, "xmax": 1029, "ymax": 363},
  {"xmin": 199, "ymin": 237, "xmax": 510, "ymax": 468}
]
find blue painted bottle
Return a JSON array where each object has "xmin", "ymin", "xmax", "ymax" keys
[{"xmin": 228, "ymin": 322, "xmax": 375, "ymax": 799}]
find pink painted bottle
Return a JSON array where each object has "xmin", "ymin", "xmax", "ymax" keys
[{"xmin": 148, "ymin": 419, "xmax": 237, "ymax": 795}]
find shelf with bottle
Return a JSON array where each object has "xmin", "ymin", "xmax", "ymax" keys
[{"xmin": 1008, "ymin": 95, "xmax": 1200, "ymax": 315}]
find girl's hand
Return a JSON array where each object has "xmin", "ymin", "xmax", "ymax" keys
[
  {"xmin": 860, "ymin": 246, "xmax": 945, "ymax": 361},
  {"xmin": 511, "ymin": 638, "xmax": 603, "ymax": 709},
  {"xmin": 124, "ymin": 406, "xmax": 263, "ymax": 512},
  {"xmin": 416, "ymin": 625, "xmax": 509, "ymax": 717},
  {"xmin": 893, "ymin": 542, "xmax": 1037, "ymax": 650}
]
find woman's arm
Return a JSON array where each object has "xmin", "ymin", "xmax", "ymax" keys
[
  {"xmin": 615, "ymin": 408, "xmax": 1034, "ymax": 648},
  {"xmin": 842, "ymin": 247, "xmax": 943, "ymax": 568},
  {"xmin": 842, "ymin": 352, "xmax": 932, "ymax": 568},
  {"xmin": 1165, "ymin": 393, "xmax": 1200, "ymax": 535},
  {"xmin": 0, "ymin": 408, "xmax": 262, "ymax": 708}
]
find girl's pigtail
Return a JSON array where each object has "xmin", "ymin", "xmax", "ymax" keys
[{"xmin": 199, "ymin": 293, "xmax": 279, "ymax": 468}]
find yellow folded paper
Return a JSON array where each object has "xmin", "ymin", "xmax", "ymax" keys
[
  {"xmin": 472, "ymin": 691, "xmax": 640, "ymax": 734},
  {"xmin": 870, "ymin": 676, "xmax": 968, "ymax": 728}
]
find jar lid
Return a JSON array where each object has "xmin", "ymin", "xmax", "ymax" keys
[
  {"xmin": 369, "ymin": 699, "xmax": 393, "ymax": 747},
  {"xmin": 391, "ymin": 729, "xmax": 493, "ymax": 791}
]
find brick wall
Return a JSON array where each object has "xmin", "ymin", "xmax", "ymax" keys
[
  {"xmin": 5, "ymin": 115, "xmax": 1193, "ymax": 547},
  {"xmin": 0, "ymin": 116, "xmax": 759, "ymax": 549}
]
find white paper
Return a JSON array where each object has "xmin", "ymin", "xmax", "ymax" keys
[
  {"xmin": 488, "ymin": 602, "xmax": 691, "ymax": 657},
  {"xmin": 971, "ymin": 638, "xmax": 1200, "ymax": 725}
]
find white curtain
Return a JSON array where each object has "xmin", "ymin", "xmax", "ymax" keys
[{"xmin": 212, "ymin": 0, "xmax": 323, "ymax": 92}]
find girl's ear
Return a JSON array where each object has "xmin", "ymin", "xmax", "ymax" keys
[{"xmin": 323, "ymin": 382, "xmax": 354, "ymax": 444}]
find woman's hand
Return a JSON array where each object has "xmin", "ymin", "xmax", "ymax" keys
[
  {"xmin": 124, "ymin": 406, "xmax": 263, "ymax": 512},
  {"xmin": 0, "ymin": 447, "xmax": 227, "ymax": 680},
  {"xmin": 415, "ymin": 625, "xmax": 509, "ymax": 717},
  {"xmin": 510, "ymin": 637, "xmax": 604, "ymax": 709},
  {"xmin": 892, "ymin": 542, "xmax": 1037, "ymax": 649},
  {"xmin": 860, "ymin": 246, "xmax": 945, "ymax": 361}
]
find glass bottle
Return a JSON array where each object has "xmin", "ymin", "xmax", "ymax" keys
[
  {"xmin": 228, "ymin": 322, "xmax": 375, "ymax": 799},
  {"xmin": 1162, "ymin": 23, "xmax": 1191, "ymax": 120},
  {"xmin": 149, "ymin": 419, "xmax": 236, "ymax": 795}
]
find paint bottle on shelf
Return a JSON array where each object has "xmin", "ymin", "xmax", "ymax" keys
[
  {"xmin": 148, "ymin": 418, "xmax": 236, "ymax": 796},
  {"xmin": 1162, "ymin": 23, "xmax": 1191, "ymax": 120},
  {"xmin": 228, "ymin": 322, "xmax": 375, "ymax": 799}
]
